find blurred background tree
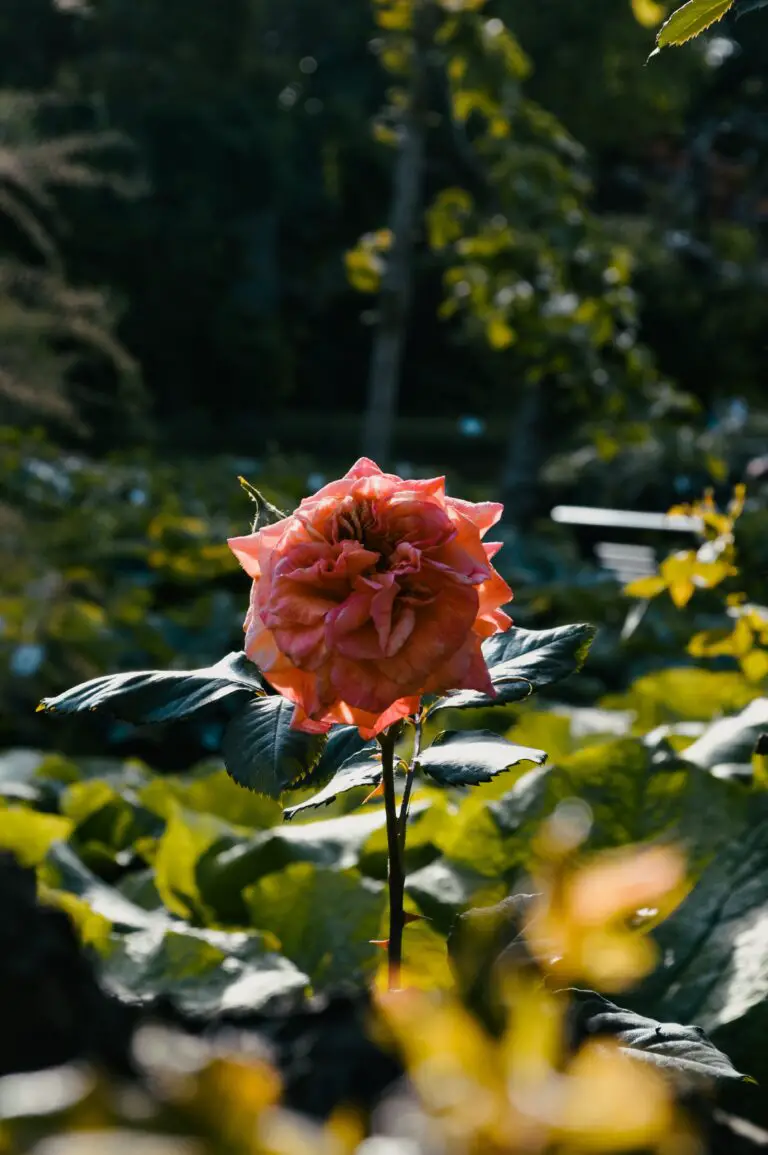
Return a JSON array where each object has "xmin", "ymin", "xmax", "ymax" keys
[{"xmin": 0, "ymin": 0, "xmax": 763, "ymax": 481}]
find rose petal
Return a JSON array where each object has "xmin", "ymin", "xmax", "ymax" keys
[
  {"xmin": 445, "ymin": 497, "xmax": 504, "ymax": 537},
  {"xmin": 421, "ymin": 632, "xmax": 496, "ymax": 698},
  {"xmin": 228, "ymin": 520, "xmax": 289, "ymax": 579},
  {"xmin": 344, "ymin": 457, "xmax": 385, "ymax": 480}
]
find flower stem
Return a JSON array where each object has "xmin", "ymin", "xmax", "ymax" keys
[
  {"xmin": 398, "ymin": 711, "xmax": 423, "ymax": 850},
  {"xmin": 380, "ymin": 726, "xmax": 404, "ymax": 989}
]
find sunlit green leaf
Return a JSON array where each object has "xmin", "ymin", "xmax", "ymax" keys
[
  {"xmin": 102, "ymin": 924, "xmax": 309, "ymax": 1015},
  {"xmin": 655, "ymin": 0, "xmax": 733, "ymax": 48},
  {"xmin": 198, "ymin": 807, "xmax": 392, "ymax": 924},
  {"xmin": 0, "ymin": 807, "xmax": 72, "ymax": 867},
  {"xmin": 602, "ymin": 668, "xmax": 760, "ymax": 729},
  {"xmin": 245, "ymin": 862, "xmax": 384, "ymax": 988},
  {"xmin": 141, "ymin": 768, "xmax": 281, "ymax": 829},
  {"xmin": 153, "ymin": 805, "xmax": 226, "ymax": 920},
  {"xmin": 39, "ymin": 885, "xmax": 113, "ymax": 953}
]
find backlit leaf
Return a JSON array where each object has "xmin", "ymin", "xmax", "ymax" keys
[
  {"xmin": 655, "ymin": 0, "xmax": 733, "ymax": 48},
  {"xmin": 245, "ymin": 862, "xmax": 384, "ymax": 988},
  {"xmin": 624, "ymin": 575, "xmax": 666, "ymax": 600},
  {"xmin": 0, "ymin": 807, "xmax": 72, "ymax": 867},
  {"xmin": 631, "ymin": 0, "xmax": 666, "ymax": 26},
  {"xmin": 39, "ymin": 886, "xmax": 112, "ymax": 953},
  {"xmin": 153, "ymin": 805, "xmax": 226, "ymax": 920},
  {"xmin": 198, "ymin": 807, "xmax": 393, "ymax": 923}
]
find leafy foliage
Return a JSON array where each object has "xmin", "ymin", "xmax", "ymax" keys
[
  {"xmin": 245, "ymin": 862, "xmax": 385, "ymax": 987},
  {"xmin": 39, "ymin": 651, "xmax": 266, "ymax": 725},
  {"xmin": 572, "ymin": 991, "xmax": 749, "ymax": 1085},
  {"xmin": 283, "ymin": 748, "xmax": 382, "ymax": 818},
  {"xmin": 430, "ymin": 623, "xmax": 596, "ymax": 711},
  {"xmin": 655, "ymin": 0, "xmax": 734, "ymax": 48},
  {"xmin": 221, "ymin": 696, "xmax": 327, "ymax": 799},
  {"xmin": 418, "ymin": 730, "xmax": 547, "ymax": 786}
]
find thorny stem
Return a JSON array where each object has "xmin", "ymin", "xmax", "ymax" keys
[
  {"xmin": 398, "ymin": 711, "xmax": 423, "ymax": 850},
  {"xmin": 380, "ymin": 726, "xmax": 404, "ymax": 990}
]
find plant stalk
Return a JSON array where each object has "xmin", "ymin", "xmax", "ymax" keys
[
  {"xmin": 398, "ymin": 711, "xmax": 423, "ymax": 849},
  {"xmin": 380, "ymin": 726, "xmax": 405, "ymax": 989}
]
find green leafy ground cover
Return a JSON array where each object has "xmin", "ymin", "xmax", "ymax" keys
[{"xmin": 3, "ymin": 661, "xmax": 767, "ymax": 1089}]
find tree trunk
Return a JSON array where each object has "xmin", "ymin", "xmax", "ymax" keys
[{"xmin": 361, "ymin": 4, "xmax": 431, "ymax": 466}]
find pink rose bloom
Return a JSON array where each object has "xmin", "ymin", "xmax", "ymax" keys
[{"xmin": 228, "ymin": 458, "xmax": 512, "ymax": 737}]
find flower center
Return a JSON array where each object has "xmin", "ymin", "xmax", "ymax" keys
[{"xmin": 334, "ymin": 499, "xmax": 376, "ymax": 544}]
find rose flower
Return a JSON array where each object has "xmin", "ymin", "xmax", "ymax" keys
[{"xmin": 228, "ymin": 458, "xmax": 512, "ymax": 737}]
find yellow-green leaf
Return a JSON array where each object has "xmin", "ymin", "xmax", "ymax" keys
[
  {"xmin": 0, "ymin": 808, "xmax": 72, "ymax": 867},
  {"xmin": 40, "ymin": 886, "xmax": 112, "ymax": 953},
  {"xmin": 740, "ymin": 648, "xmax": 768, "ymax": 684},
  {"xmin": 656, "ymin": 0, "xmax": 734, "ymax": 47},
  {"xmin": 624, "ymin": 575, "xmax": 667, "ymax": 600},
  {"xmin": 154, "ymin": 805, "xmax": 224, "ymax": 920},
  {"xmin": 660, "ymin": 551, "xmax": 697, "ymax": 607},
  {"xmin": 486, "ymin": 315, "xmax": 516, "ymax": 350}
]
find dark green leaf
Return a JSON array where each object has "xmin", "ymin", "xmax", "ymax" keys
[
  {"xmin": 683, "ymin": 697, "xmax": 768, "ymax": 772},
  {"xmin": 635, "ymin": 792, "xmax": 768, "ymax": 1088},
  {"xmin": 405, "ymin": 859, "xmax": 492, "ymax": 932},
  {"xmin": 284, "ymin": 749, "xmax": 381, "ymax": 819},
  {"xmin": 38, "ymin": 651, "xmax": 266, "ymax": 725},
  {"xmin": 244, "ymin": 862, "xmax": 384, "ymax": 988},
  {"xmin": 428, "ymin": 624, "xmax": 596, "ymax": 714},
  {"xmin": 419, "ymin": 730, "xmax": 547, "ymax": 787},
  {"xmin": 222, "ymin": 696, "xmax": 327, "ymax": 799},
  {"xmin": 102, "ymin": 924, "xmax": 308, "ymax": 1015},
  {"xmin": 572, "ymin": 992, "xmax": 749, "ymax": 1086},
  {"xmin": 303, "ymin": 726, "xmax": 373, "ymax": 788}
]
